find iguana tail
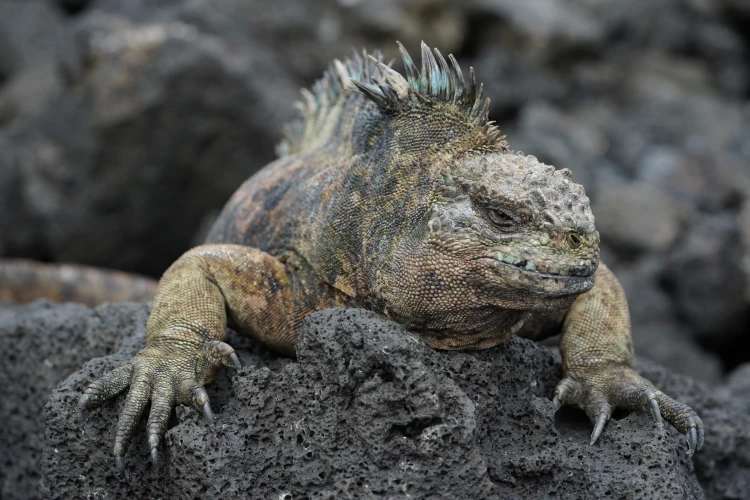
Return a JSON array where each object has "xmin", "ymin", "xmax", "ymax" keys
[{"xmin": 0, "ymin": 259, "xmax": 157, "ymax": 307}]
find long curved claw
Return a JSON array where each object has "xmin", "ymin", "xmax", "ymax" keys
[
  {"xmin": 228, "ymin": 352, "xmax": 242, "ymax": 370},
  {"xmin": 202, "ymin": 401, "xmax": 215, "ymax": 425},
  {"xmin": 687, "ymin": 424, "xmax": 698, "ymax": 456},
  {"xmin": 694, "ymin": 415, "xmax": 705, "ymax": 451},
  {"xmin": 648, "ymin": 396, "xmax": 662, "ymax": 428},
  {"xmin": 552, "ymin": 395, "xmax": 562, "ymax": 412},
  {"xmin": 191, "ymin": 385, "xmax": 214, "ymax": 425},
  {"xmin": 590, "ymin": 406, "xmax": 612, "ymax": 445},
  {"xmin": 551, "ymin": 377, "xmax": 578, "ymax": 413}
]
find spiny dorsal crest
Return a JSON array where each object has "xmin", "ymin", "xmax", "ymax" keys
[
  {"xmin": 348, "ymin": 42, "xmax": 504, "ymax": 144},
  {"xmin": 278, "ymin": 48, "xmax": 383, "ymax": 156},
  {"xmin": 296, "ymin": 48, "xmax": 385, "ymax": 116},
  {"xmin": 279, "ymin": 42, "xmax": 506, "ymax": 157}
]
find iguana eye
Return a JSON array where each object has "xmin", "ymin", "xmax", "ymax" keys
[{"xmin": 487, "ymin": 208, "xmax": 515, "ymax": 228}]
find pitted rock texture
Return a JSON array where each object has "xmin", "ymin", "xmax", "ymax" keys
[
  {"xmin": 0, "ymin": 300, "xmax": 150, "ymax": 500},
  {"xmin": 27, "ymin": 305, "xmax": 747, "ymax": 499}
]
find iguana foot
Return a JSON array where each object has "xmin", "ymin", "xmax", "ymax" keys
[
  {"xmin": 78, "ymin": 340, "xmax": 241, "ymax": 471},
  {"xmin": 552, "ymin": 365, "xmax": 704, "ymax": 456}
]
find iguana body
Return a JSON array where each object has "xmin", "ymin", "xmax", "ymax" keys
[{"xmin": 75, "ymin": 43, "xmax": 703, "ymax": 469}]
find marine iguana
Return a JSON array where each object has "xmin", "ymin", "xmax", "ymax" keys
[{"xmin": 36, "ymin": 42, "xmax": 703, "ymax": 469}]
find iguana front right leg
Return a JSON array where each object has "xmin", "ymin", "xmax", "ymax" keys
[{"xmin": 78, "ymin": 244, "xmax": 347, "ymax": 470}]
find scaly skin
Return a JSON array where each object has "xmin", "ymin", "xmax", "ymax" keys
[{"xmin": 78, "ymin": 42, "xmax": 703, "ymax": 470}]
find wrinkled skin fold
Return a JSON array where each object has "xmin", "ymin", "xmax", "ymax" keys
[{"xmin": 78, "ymin": 42, "xmax": 704, "ymax": 471}]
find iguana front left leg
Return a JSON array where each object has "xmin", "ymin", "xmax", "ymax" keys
[
  {"xmin": 78, "ymin": 244, "xmax": 347, "ymax": 470},
  {"xmin": 554, "ymin": 263, "xmax": 704, "ymax": 455}
]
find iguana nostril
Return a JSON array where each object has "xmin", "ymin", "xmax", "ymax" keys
[{"xmin": 566, "ymin": 232, "xmax": 582, "ymax": 249}]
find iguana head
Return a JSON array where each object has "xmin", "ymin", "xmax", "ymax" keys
[{"xmin": 426, "ymin": 152, "xmax": 599, "ymax": 309}]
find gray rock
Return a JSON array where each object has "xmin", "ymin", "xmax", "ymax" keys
[
  {"xmin": 0, "ymin": 11, "xmax": 298, "ymax": 276},
  {"xmin": 613, "ymin": 256, "xmax": 723, "ymax": 384},
  {"xmin": 631, "ymin": 321, "xmax": 723, "ymax": 385},
  {"xmin": 719, "ymin": 363, "xmax": 750, "ymax": 415},
  {"xmin": 666, "ymin": 214, "xmax": 749, "ymax": 346},
  {"xmin": 719, "ymin": 0, "xmax": 750, "ymax": 17},
  {"xmin": 0, "ymin": 0, "xmax": 70, "ymax": 74},
  {"xmin": 88, "ymin": 0, "xmax": 468, "ymax": 80},
  {"xmin": 510, "ymin": 102, "xmax": 607, "ymax": 190},
  {"xmin": 21, "ymin": 304, "xmax": 745, "ymax": 499},
  {"xmin": 470, "ymin": 0, "xmax": 604, "ymax": 47},
  {"xmin": 0, "ymin": 300, "xmax": 151, "ymax": 500},
  {"xmin": 593, "ymin": 181, "xmax": 683, "ymax": 254},
  {"xmin": 471, "ymin": 47, "xmax": 569, "ymax": 117},
  {"xmin": 740, "ymin": 200, "xmax": 750, "ymax": 302},
  {"xmin": 0, "ymin": 0, "xmax": 74, "ymax": 124}
]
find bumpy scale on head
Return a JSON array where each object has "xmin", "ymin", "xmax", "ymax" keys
[{"xmin": 429, "ymin": 152, "xmax": 600, "ymax": 296}]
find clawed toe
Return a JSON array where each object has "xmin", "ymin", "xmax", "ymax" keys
[
  {"xmin": 82, "ymin": 341, "xmax": 238, "ymax": 471},
  {"xmin": 653, "ymin": 391, "xmax": 704, "ymax": 455},
  {"xmin": 552, "ymin": 368, "xmax": 705, "ymax": 456},
  {"xmin": 202, "ymin": 340, "xmax": 241, "ymax": 371},
  {"xmin": 186, "ymin": 384, "xmax": 215, "ymax": 425}
]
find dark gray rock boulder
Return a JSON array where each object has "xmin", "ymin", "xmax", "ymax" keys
[
  {"xmin": 0, "ymin": 9, "xmax": 298, "ymax": 276},
  {"xmin": 24, "ymin": 305, "xmax": 746, "ymax": 499},
  {"xmin": 0, "ymin": 300, "xmax": 150, "ymax": 500},
  {"xmin": 664, "ymin": 214, "xmax": 749, "ymax": 369}
]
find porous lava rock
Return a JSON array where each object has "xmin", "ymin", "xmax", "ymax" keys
[{"xmin": 24, "ymin": 305, "xmax": 747, "ymax": 499}]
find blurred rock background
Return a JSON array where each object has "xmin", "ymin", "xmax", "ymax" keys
[{"xmin": 0, "ymin": 0, "xmax": 749, "ymax": 381}]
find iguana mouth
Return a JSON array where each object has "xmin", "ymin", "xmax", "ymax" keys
[{"xmin": 479, "ymin": 254, "xmax": 596, "ymax": 280}]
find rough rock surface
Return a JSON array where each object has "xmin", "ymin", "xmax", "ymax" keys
[
  {"xmin": 0, "ymin": 303, "xmax": 733, "ymax": 499},
  {"xmin": 0, "ymin": 300, "xmax": 150, "ymax": 500}
]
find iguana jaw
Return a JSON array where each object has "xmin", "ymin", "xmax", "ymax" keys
[{"xmin": 477, "ymin": 255, "xmax": 596, "ymax": 298}]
